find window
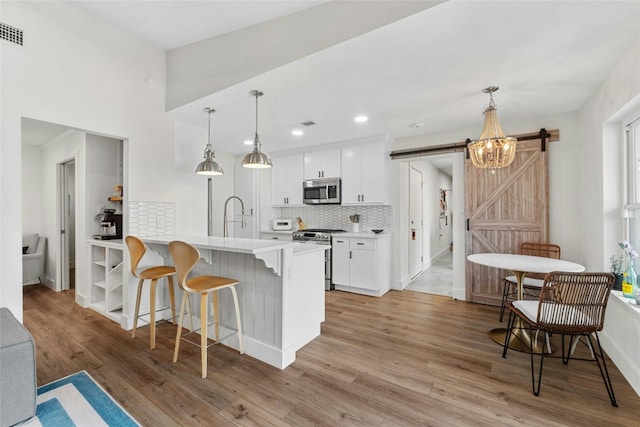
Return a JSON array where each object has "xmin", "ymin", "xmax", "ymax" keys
[{"xmin": 624, "ymin": 117, "xmax": 640, "ymax": 261}]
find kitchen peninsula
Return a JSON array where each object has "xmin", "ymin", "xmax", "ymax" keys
[{"xmin": 142, "ymin": 234, "xmax": 326, "ymax": 369}]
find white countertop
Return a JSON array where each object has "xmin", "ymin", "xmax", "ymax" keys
[{"xmin": 142, "ymin": 234, "xmax": 299, "ymax": 254}]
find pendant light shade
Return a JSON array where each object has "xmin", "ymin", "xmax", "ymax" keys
[
  {"xmin": 196, "ymin": 107, "xmax": 224, "ymax": 176},
  {"xmin": 468, "ymin": 86, "xmax": 517, "ymax": 172},
  {"xmin": 242, "ymin": 90, "xmax": 272, "ymax": 169}
]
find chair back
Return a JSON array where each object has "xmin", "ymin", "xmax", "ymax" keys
[
  {"xmin": 536, "ymin": 272, "xmax": 614, "ymax": 334},
  {"xmin": 521, "ymin": 242, "xmax": 561, "ymax": 280},
  {"xmin": 168, "ymin": 241, "xmax": 200, "ymax": 292},
  {"xmin": 125, "ymin": 235, "xmax": 147, "ymax": 277}
]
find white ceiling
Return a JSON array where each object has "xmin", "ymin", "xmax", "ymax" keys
[{"xmin": 26, "ymin": 1, "xmax": 640, "ymax": 174}]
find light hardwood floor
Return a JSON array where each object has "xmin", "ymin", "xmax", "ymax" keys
[{"xmin": 23, "ymin": 284, "xmax": 640, "ymax": 426}]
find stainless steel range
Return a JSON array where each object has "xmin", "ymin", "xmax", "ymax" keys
[{"xmin": 293, "ymin": 228, "xmax": 345, "ymax": 290}]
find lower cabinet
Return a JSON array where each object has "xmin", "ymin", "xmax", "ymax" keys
[
  {"xmin": 89, "ymin": 240, "xmax": 124, "ymax": 323},
  {"xmin": 332, "ymin": 234, "xmax": 391, "ymax": 297}
]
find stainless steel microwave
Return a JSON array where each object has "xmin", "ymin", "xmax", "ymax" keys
[{"xmin": 303, "ymin": 178, "xmax": 341, "ymax": 205}]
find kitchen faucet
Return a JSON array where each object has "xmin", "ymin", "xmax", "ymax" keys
[{"xmin": 223, "ymin": 196, "xmax": 246, "ymax": 237}]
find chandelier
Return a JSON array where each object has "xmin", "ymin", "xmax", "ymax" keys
[{"xmin": 468, "ymin": 86, "xmax": 517, "ymax": 172}]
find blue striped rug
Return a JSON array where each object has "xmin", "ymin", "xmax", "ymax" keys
[{"xmin": 20, "ymin": 371, "xmax": 140, "ymax": 426}]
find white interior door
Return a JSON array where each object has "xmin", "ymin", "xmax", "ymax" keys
[
  {"xmin": 57, "ymin": 159, "xmax": 75, "ymax": 291},
  {"xmin": 409, "ymin": 166, "xmax": 423, "ymax": 279}
]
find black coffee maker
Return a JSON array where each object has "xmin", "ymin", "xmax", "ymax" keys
[{"xmin": 95, "ymin": 209, "xmax": 122, "ymax": 240}]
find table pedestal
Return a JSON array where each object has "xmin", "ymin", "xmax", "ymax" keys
[
  {"xmin": 489, "ymin": 270, "xmax": 550, "ymax": 354},
  {"xmin": 489, "ymin": 325, "xmax": 548, "ymax": 353}
]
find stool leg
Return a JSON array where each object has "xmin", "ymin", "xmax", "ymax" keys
[
  {"xmin": 149, "ymin": 279, "xmax": 158, "ymax": 349},
  {"xmin": 212, "ymin": 290, "xmax": 220, "ymax": 341},
  {"xmin": 132, "ymin": 278, "xmax": 145, "ymax": 338},
  {"xmin": 173, "ymin": 291, "xmax": 188, "ymax": 363},
  {"xmin": 200, "ymin": 293, "xmax": 209, "ymax": 378},
  {"xmin": 167, "ymin": 275, "xmax": 177, "ymax": 324},
  {"xmin": 230, "ymin": 286, "xmax": 243, "ymax": 354}
]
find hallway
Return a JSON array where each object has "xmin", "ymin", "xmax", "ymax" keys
[{"xmin": 405, "ymin": 249, "xmax": 453, "ymax": 297}]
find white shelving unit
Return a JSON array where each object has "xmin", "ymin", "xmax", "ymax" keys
[{"xmin": 89, "ymin": 240, "xmax": 124, "ymax": 323}]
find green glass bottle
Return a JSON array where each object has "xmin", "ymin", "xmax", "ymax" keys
[{"xmin": 622, "ymin": 257, "xmax": 637, "ymax": 298}]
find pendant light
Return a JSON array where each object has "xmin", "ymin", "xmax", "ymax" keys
[
  {"xmin": 242, "ymin": 90, "xmax": 272, "ymax": 168},
  {"xmin": 468, "ymin": 86, "xmax": 517, "ymax": 173},
  {"xmin": 195, "ymin": 107, "xmax": 224, "ymax": 176}
]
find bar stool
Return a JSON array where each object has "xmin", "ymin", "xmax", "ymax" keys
[
  {"xmin": 168, "ymin": 240, "xmax": 243, "ymax": 378},
  {"xmin": 125, "ymin": 235, "xmax": 177, "ymax": 349}
]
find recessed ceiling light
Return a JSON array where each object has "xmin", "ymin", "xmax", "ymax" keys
[
  {"xmin": 355, "ymin": 115, "xmax": 368, "ymax": 123},
  {"xmin": 244, "ymin": 139, "xmax": 253, "ymax": 145},
  {"xmin": 292, "ymin": 130, "xmax": 304, "ymax": 136}
]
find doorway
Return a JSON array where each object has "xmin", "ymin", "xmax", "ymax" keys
[
  {"xmin": 409, "ymin": 166, "xmax": 423, "ymax": 279},
  {"xmin": 404, "ymin": 155, "xmax": 457, "ymax": 297},
  {"xmin": 58, "ymin": 160, "xmax": 76, "ymax": 290}
]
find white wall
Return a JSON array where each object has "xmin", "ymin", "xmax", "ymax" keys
[{"xmin": 1, "ymin": 1, "xmax": 174, "ymax": 320}]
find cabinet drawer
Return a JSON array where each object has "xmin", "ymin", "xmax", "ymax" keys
[{"xmin": 350, "ymin": 239, "xmax": 376, "ymax": 251}]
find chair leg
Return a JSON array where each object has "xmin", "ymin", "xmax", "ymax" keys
[
  {"xmin": 502, "ymin": 309, "xmax": 516, "ymax": 358},
  {"xmin": 149, "ymin": 279, "xmax": 158, "ymax": 349},
  {"xmin": 212, "ymin": 291, "xmax": 220, "ymax": 342},
  {"xmin": 499, "ymin": 280, "xmax": 511, "ymax": 322},
  {"xmin": 589, "ymin": 333, "xmax": 618, "ymax": 407},
  {"xmin": 530, "ymin": 325, "xmax": 545, "ymax": 397},
  {"xmin": 167, "ymin": 275, "xmax": 177, "ymax": 324},
  {"xmin": 230, "ymin": 286, "xmax": 244, "ymax": 354},
  {"xmin": 173, "ymin": 291, "xmax": 188, "ymax": 363},
  {"xmin": 132, "ymin": 278, "xmax": 145, "ymax": 338},
  {"xmin": 200, "ymin": 293, "xmax": 209, "ymax": 379}
]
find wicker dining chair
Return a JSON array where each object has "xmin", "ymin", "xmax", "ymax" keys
[
  {"xmin": 499, "ymin": 242, "xmax": 561, "ymax": 322},
  {"xmin": 502, "ymin": 271, "xmax": 617, "ymax": 406}
]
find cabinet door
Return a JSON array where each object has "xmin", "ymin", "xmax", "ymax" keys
[
  {"xmin": 320, "ymin": 148, "xmax": 341, "ymax": 178},
  {"xmin": 303, "ymin": 151, "xmax": 324, "ymax": 179},
  {"xmin": 272, "ymin": 154, "xmax": 303, "ymax": 205},
  {"xmin": 304, "ymin": 148, "xmax": 341, "ymax": 179},
  {"xmin": 272, "ymin": 159, "xmax": 289, "ymax": 205},
  {"xmin": 349, "ymin": 245, "xmax": 377, "ymax": 290},
  {"xmin": 331, "ymin": 237, "xmax": 350, "ymax": 286},
  {"xmin": 360, "ymin": 141, "xmax": 388, "ymax": 204},
  {"xmin": 286, "ymin": 154, "xmax": 304, "ymax": 205},
  {"xmin": 341, "ymin": 145, "xmax": 363, "ymax": 204}
]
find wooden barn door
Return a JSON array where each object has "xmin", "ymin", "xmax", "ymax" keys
[{"xmin": 465, "ymin": 134, "xmax": 552, "ymax": 305}]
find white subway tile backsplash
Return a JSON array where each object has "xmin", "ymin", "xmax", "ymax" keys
[
  {"xmin": 129, "ymin": 201, "xmax": 176, "ymax": 236},
  {"xmin": 262, "ymin": 205, "xmax": 392, "ymax": 232}
]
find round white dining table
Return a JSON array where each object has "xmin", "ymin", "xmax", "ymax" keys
[{"xmin": 467, "ymin": 253, "xmax": 585, "ymax": 353}]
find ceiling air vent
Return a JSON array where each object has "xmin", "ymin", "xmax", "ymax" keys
[
  {"xmin": 1, "ymin": 22, "xmax": 24, "ymax": 46},
  {"xmin": 301, "ymin": 121, "xmax": 316, "ymax": 127}
]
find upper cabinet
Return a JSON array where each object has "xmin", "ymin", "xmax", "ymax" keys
[
  {"xmin": 271, "ymin": 153, "xmax": 304, "ymax": 206},
  {"xmin": 303, "ymin": 148, "xmax": 341, "ymax": 180},
  {"xmin": 341, "ymin": 141, "xmax": 389, "ymax": 205}
]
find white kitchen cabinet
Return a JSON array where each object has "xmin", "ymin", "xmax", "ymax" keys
[
  {"xmin": 271, "ymin": 153, "xmax": 303, "ymax": 206},
  {"xmin": 331, "ymin": 233, "xmax": 391, "ymax": 297},
  {"xmin": 303, "ymin": 148, "xmax": 341, "ymax": 179},
  {"xmin": 89, "ymin": 240, "xmax": 124, "ymax": 322},
  {"xmin": 341, "ymin": 141, "xmax": 389, "ymax": 205}
]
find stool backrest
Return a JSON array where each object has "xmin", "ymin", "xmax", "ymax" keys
[
  {"xmin": 168, "ymin": 241, "xmax": 200, "ymax": 292},
  {"xmin": 125, "ymin": 235, "xmax": 147, "ymax": 278}
]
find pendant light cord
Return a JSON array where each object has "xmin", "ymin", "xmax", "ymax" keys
[{"xmin": 254, "ymin": 91, "xmax": 259, "ymax": 140}]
